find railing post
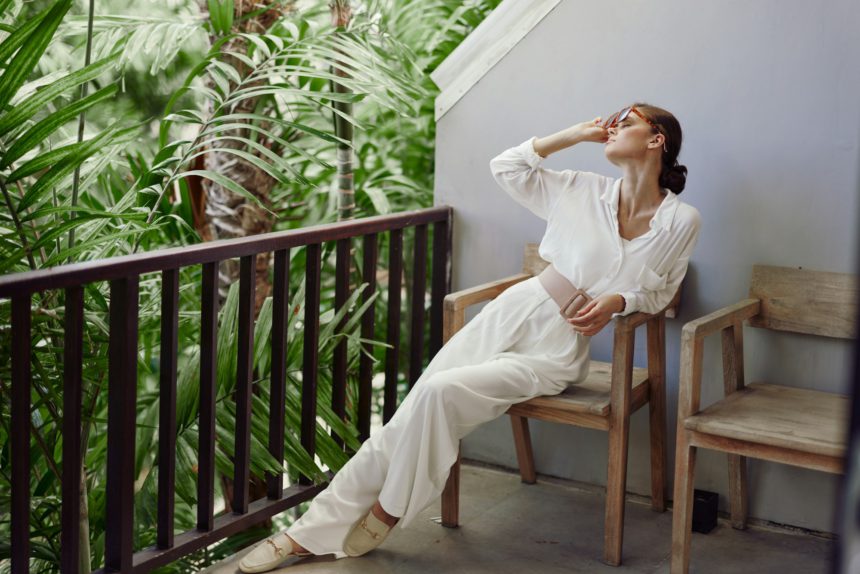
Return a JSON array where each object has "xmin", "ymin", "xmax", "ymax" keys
[
  {"xmin": 11, "ymin": 295, "xmax": 31, "ymax": 574},
  {"xmin": 105, "ymin": 275, "xmax": 139, "ymax": 572},
  {"xmin": 429, "ymin": 214, "xmax": 453, "ymax": 360},
  {"xmin": 358, "ymin": 234, "xmax": 378, "ymax": 442},
  {"xmin": 268, "ymin": 249, "xmax": 290, "ymax": 499},
  {"xmin": 383, "ymin": 228, "xmax": 403, "ymax": 423},
  {"xmin": 300, "ymin": 243, "xmax": 322, "ymax": 484},
  {"xmin": 198, "ymin": 261, "xmax": 219, "ymax": 531},
  {"xmin": 408, "ymin": 224, "xmax": 428, "ymax": 389},
  {"xmin": 158, "ymin": 269, "xmax": 179, "ymax": 548},
  {"xmin": 233, "ymin": 255, "xmax": 256, "ymax": 513},
  {"xmin": 62, "ymin": 286, "xmax": 83, "ymax": 573},
  {"xmin": 332, "ymin": 238, "xmax": 351, "ymax": 446}
]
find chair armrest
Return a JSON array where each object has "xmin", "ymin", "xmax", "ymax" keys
[
  {"xmin": 442, "ymin": 273, "xmax": 532, "ymax": 343},
  {"xmin": 681, "ymin": 299, "xmax": 761, "ymax": 340},
  {"xmin": 614, "ymin": 311, "xmax": 655, "ymax": 333},
  {"xmin": 677, "ymin": 299, "xmax": 761, "ymax": 419}
]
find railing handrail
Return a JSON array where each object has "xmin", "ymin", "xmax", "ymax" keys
[{"xmin": 0, "ymin": 206, "xmax": 451, "ymax": 298}]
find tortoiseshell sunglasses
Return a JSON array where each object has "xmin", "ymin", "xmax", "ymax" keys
[{"xmin": 601, "ymin": 106, "xmax": 667, "ymax": 151}]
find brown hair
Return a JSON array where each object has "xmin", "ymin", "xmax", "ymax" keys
[{"xmin": 633, "ymin": 102, "xmax": 687, "ymax": 194}]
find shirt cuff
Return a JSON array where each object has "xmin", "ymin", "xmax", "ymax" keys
[
  {"xmin": 520, "ymin": 136, "xmax": 545, "ymax": 168},
  {"xmin": 612, "ymin": 291, "xmax": 639, "ymax": 317}
]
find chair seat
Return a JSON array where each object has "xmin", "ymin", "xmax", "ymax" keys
[
  {"xmin": 683, "ymin": 382, "xmax": 848, "ymax": 458},
  {"xmin": 507, "ymin": 361, "xmax": 650, "ymax": 418}
]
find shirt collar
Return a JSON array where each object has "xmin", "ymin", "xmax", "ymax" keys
[{"xmin": 599, "ymin": 177, "xmax": 679, "ymax": 231}]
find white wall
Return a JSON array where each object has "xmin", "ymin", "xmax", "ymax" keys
[{"xmin": 433, "ymin": 0, "xmax": 859, "ymax": 533}]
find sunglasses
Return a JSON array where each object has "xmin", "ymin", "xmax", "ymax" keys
[{"xmin": 601, "ymin": 106, "xmax": 667, "ymax": 151}]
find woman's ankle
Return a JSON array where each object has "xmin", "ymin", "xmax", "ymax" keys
[
  {"xmin": 284, "ymin": 533, "xmax": 310, "ymax": 555},
  {"xmin": 371, "ymin": 500, "xmax": 400, "ymax": 528}
]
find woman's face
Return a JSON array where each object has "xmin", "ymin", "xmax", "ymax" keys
[{"xmin": 603, "ymin": 112, "xmax": 663, "ymax": 166}]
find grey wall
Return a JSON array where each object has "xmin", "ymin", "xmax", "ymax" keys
[{"xmin": 433, "ymin": 0, "xmax": 859, "ymax": 533}]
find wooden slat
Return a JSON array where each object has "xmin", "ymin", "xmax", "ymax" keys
[
  {"xmin": 332, "ymin": 238, "xmax": 350, "ymax": 446},
  {"xmin": 684, "ymin": 383, "xmax": 848, "ymax": 458},
  {"xmin": 748, "ymin": 264, "xmax": 858, "ymax": 339},
  {"xmin": 408, "ymin": 224, "xmax": 427, "ymax": 389},
  {"xmin": 358, "ymin": 234, "xmax": 378, "ymax": 442},
  {"xmin": 105, "ymin": 276, "xmax": 139, "ymax": 572},
  {"xmin": 233, "ymin": 255, "xmax": 255, "ymax": 513},
  {"xmin": 721, "ymin": 320, "xmax": 748, "ymax": 529},
  {"xmin": 198, "ymin": 262, "xmax": 219, "ymax": 530},
  {"xmin": 300, "ymin": 243, "xmax": 322, "ymax": 484},
  {"xmin": 688, "ymin": 430, "xmax": 843, "ymax": 474},
  {"xmin": 507, "ymin": 362, "xmax": 649, "ymax": 417},
  {"xmin": 62, "ymin": 286, "xmax": 83, "ymax": 573},
  {"xmin": 268, "ymin": 249, "xmax": 289, "ymax": 499},
  {"xmin": 158, "ymin": 269, "xmax": 179, "ymax": 548},
  {"xmin": 383, "ymin": 228, "xmax": 403, "ymax": 423},
  {"xmin": 11, "ymin": 295, "xmax": 31, "ymax": 574}
]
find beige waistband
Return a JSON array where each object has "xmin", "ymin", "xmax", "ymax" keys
[{"xmin": 537, "ymin": 263, "xmax": 593, "ymax": 319}]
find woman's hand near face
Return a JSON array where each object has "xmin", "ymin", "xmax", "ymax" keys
[
  {"xmin": 534, "ymin": 117, "xmax": 609, "ymax": 158},
  {"xmin": 566, "ymin": 293, "xmax": 625, "ymax": 336},
  {"xmin": 574, "ymin": 117, "xmax": 610, "ymax": 144}
]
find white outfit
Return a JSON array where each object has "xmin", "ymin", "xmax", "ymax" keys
[{"xmin": 286, "ymin": 136, "xmax": 702, "ymax": 558}]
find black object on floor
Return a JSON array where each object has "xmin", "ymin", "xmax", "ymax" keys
[{"xmin": 692, "ymin": 489, "xmax": 719, "ymax": 534}]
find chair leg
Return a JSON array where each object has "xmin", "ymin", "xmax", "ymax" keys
[
  {"xmin": 647, "ymin": 316, "xmax": 667, "ymax": 512},
  {"xmin": 441, "ymin": 444, "xmax": 460, "ymax": 528},
  {"xmin": 727, "ymin": 454, "xmax": 748, "ymax": 529},
  {"xmin": 603, "ymin": 419, "xmax": 631, "ymax": 566},
  {"xmin": 670, "ymin": 432, "xmax": 697, "ymax": 574},
  {"xmin": 510, "ymin": 415, "xmax": 537, "ymax": 484}
]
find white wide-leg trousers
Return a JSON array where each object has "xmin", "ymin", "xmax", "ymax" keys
[{"xmin": 286, "ymin": 276, "xmax": 591, "ymax": 558}]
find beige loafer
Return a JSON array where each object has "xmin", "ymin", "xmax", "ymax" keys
[
  {"xmin": 238, "ymin": 533, "xmax": 312, "ymax": 573},
  {"xmin": 343, "ymin": 511, "xmax": 394, "ymax": 557}
]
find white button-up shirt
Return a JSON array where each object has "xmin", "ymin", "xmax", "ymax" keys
[{"xmin": 490, "ymin": 136, "xmax": 702, "ymax": 316}]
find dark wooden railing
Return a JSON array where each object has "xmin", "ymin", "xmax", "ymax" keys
[{"xmin": 0, "ymin": 206, "xmax": 453, "ymax": 573}]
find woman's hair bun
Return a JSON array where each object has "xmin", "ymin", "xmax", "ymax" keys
[{"xmin": 660, "ymin": 163, "xmax": 687, "ymax": 194}]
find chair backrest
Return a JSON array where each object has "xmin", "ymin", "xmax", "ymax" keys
[
  {"xmin": 522, "ymin": 243, "xmax": 682, "ymax": 317},
  {"xmin": 747, "ymin": 264, "xmax": 858, "ymax": 339}
]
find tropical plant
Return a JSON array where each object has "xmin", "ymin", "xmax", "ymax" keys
[{"xmin": 0, "ymin": 0, "xmax": 503, "ymax": 571}]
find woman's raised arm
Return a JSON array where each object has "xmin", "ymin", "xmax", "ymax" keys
[{"xmin": 533, "ymin": 117, "xmax": 608, "ymax": 158}]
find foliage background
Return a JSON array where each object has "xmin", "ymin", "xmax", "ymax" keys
[{"xmin": 0, "ymin": 0, "xmax": 502, "ymax": 571}]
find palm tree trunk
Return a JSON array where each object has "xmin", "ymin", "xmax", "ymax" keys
[
  {"xmin": 194, "ymin": 1, "xmax": 298, "ymax": 315},
  {"xmin": 330, "ymin": 0, "xmax": 355, "ymax": 225}
]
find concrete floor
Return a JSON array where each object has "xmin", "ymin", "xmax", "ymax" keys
[{"xmin": 202, "ymin": 463, "xmax": 833, "ymax": 574}]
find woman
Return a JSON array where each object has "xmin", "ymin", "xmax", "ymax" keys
[{"xmin": 239, "ymin": 102, "xmax": 701, "ymax": 572}]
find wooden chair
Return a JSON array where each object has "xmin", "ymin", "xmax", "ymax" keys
[
  {"xmin": 670, "ymin": 264, "xmax": 855, "ymax": 573},
  {"xmin": 439, "ymin": 244, "xmax": 682, "ymax": 566}
]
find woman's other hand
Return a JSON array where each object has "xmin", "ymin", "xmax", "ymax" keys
[{"xmin": 566, "ymin": 293, "xmax": 625, "ymax": 336}]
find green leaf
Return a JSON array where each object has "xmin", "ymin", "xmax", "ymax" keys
[
  {"xmin": 0, "ymin": 0, "xmax": 73, "ymax": 112},
  {"xmin": 0, "ymin": 4, "xmax": 49, "ymax": 66},
  {"xmin": 174, "ymin": 169, "xmax": 276, "ymax": 217},
  {"xmin": 207, "ymin": 0, "xmax": 234, "ymax": 35},
  {"xmin": 0, "ymin": 52, "xmax": 119, "ymax": 138},
  {"xmin": 15, "ymin": 124, "xmax": 138, "ymax": 213},
  {"xmin": 1, "ymin": 84, "xmax": 118, "ymax": 169}
]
